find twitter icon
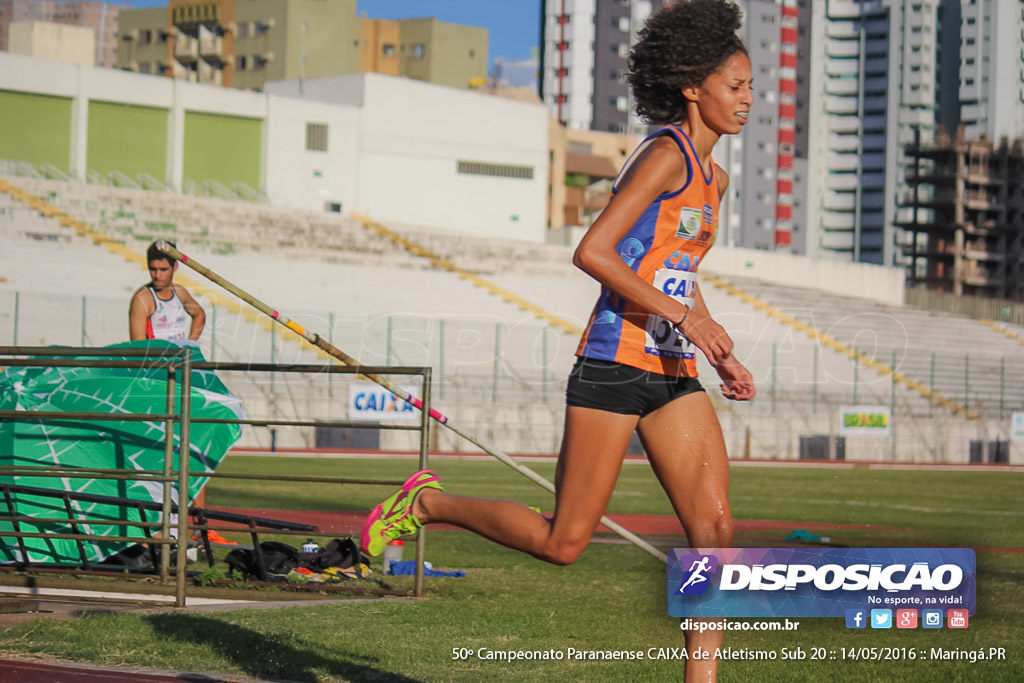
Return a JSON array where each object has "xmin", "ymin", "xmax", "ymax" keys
[{"xmin": 870, "ymin": 609, "xmax": 892, "ymax": 629}]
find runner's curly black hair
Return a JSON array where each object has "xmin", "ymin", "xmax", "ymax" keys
[{"xmin": 628, "ymin": 0, "xmax": 747, "ymax": 125}]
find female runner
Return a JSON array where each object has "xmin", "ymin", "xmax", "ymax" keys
[{"xmin": 364, "ymin": 2, "xmax": 755, "ymax": 679}]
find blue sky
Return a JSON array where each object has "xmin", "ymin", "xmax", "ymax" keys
[{"xmin": 117, "ymin": 0, "xmax": 542, "ymax": 67}]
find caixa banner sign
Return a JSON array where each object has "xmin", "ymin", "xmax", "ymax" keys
[
  {"xmin": 348, "ymin": 383, "xmax": 419, "ymax": 423},
  {"xmin": 667, "ymin": 548, "xmax": 975, "ymax": 618}
]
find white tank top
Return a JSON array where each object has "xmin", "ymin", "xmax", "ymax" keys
[{"xmin": 146, "ymin": 287, "xmax": 189, "ymax": 341}]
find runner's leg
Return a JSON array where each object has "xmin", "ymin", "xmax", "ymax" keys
[
  {"xmin": 415, "ymin": 406, "xmax": 637, "ymax": 565},
  {"xmin": 637, "ymin": 391, "xmax": 733, "ymax": 683}
]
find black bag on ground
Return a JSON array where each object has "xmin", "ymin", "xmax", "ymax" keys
[
  {"xmin": 225, "ymin": 541, "xmax": 300, "ymax": 581},
  {"xmin": 299, "ymin": 537, "xmax": 367, "ymax": 572}
]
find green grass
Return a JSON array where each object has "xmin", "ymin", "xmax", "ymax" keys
[{"xmin": 1, "ymin": 457, "xmax": 1021, "ymax": 682}]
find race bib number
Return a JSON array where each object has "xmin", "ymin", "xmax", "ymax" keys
[{"xmin": 645, "ymin": 269, "xmax": 696, "ymax": 359}]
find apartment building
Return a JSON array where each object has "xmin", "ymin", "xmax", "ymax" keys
[
  {"xmin": 716, "ymin": 0, "xmax": 797, "ymax": 251},
  {"xmin": 116, "ymin": 0, "xmax": 360, "ymax": 89},
  {"xmin": 540, "ymin": 0, "xmax": 671, "ymax": 134},
  {"xmin": 116, "ymin": 1, "xmax": 486, "ymax": 91},
  {"xmin": 541, "ymin": 0, "xmax": 795, "ymax": 253},
  {"xmin": 959, "ymin": 0, "xmax": 1024, "ymax": 142},
  {"xmin": 799, "ymin": 0, "xmax": 959, "ymax": 266}
]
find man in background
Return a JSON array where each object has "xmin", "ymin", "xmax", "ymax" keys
[
  {"xmin": 128, "ymin": 242, "xmax": 235, "ymax": 544},
  {"xmin": 128, "ymin": 241, "xmax": 205, "ymax": 342}
]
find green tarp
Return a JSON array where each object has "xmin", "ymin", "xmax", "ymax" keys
[{"xmin": 0, "ymin": 341, "xmax": 243, "ymax": 564}]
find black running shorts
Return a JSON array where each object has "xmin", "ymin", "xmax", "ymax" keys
[{"xmin": 565, "ymin": 357, "xmax": 705, "ymax": 417}]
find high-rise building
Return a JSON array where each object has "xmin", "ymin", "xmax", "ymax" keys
[
  {"xmin": 716, "ymin": 0, "xmax": 797, "ymax": 251},
  {"xmin": 540, "ymin": 0, "xmax": 671, "ymax": 134},
  {"xmin": 116, "ymin": 1, "xmax": 486, "ymax": 91},
  {"xmin": 800, "ymin": 0, "xmax": 956, "ymax": 266},
  {"xmin": 0, "ymin": 0, "xmax": 120, "ymax": 67},
  {"xmin": 541, "ymin": 0, "xmax": 794, "ymax": 253},
  {"xmin": 959, "ymin": 0, "xmax": 1024, "ymax": 142}
]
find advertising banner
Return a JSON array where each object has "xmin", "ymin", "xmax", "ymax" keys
[
  {"xmin": 348, "ymin": 382, "xmax": 419, "ymax": 423},
  {"xmin": 1011, "ymin": 412, "xmax": 1024, "ymax": 442},
  {"xmin": 668, "ymin": 548, "xmax": 976, "ymax": 618},
  {"xmin": 840, "ymin": 406, "xmax": 891, "ymax": 436}
]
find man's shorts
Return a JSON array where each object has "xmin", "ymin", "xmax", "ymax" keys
[{"xmin": 565, "ymin": 357, "xmax": 705, "ymax": 418}]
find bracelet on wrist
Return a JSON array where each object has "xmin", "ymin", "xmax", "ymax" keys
[{"xmin": 674, "ymin": 310, "xmax": 689, "ymax": 332}]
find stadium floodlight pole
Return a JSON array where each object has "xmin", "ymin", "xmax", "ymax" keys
[{"xmin": 156, "ymin": 240, "xmax": 667, "ymax": 564}]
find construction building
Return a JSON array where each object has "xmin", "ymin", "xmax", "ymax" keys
[{"xmin": 900, "ymin": 126, "xmax": 1024, "ymax": 299}]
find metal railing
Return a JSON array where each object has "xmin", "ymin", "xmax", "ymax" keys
[{"xmin": 0, "ymin": 346, "xmax": 434, "ymax": 604}]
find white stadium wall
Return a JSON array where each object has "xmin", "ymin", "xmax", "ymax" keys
[
  {"xmin": 262, "ymin": 95, "xmax": 359, "ymax": 213},
  {"xmin": 267, "ymin": 73, "xmax": 550, "ymax": 243},
  {"xmin": 702, "ymin": 245, "xmax": 906, "ymax": 306},
  {"xmin": 356, "ymin": 74, "xmax": 549, "ymax": 244},
  {"xmin": 0, "ymin": 53, "xmax": 549, "ymax": 243}
]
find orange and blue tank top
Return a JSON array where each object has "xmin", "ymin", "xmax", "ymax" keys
[{"xmin": 576, "ymin": 126, "xmax": 720, "ymax": 378}]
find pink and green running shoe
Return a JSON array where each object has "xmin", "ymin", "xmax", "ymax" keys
[{"xmin": 361, "ymin": 469, "xmax": 444, "ymax": 556}]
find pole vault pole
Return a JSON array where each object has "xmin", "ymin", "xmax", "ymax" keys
[{"xmin": 156, "ymin": 241, "xmax": 667, "ymax": 563}]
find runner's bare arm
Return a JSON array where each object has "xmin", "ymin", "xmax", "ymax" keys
[
  {"xmin": 128, "ymin": 288, "xmax": 153, "ymax": 340},
  {"xmin": 672, "ymin": 162, "xmax": 734, "ymax": 364},
  {"xmin": 574, "ymin": 138, "xmax": 693, "ymax": 323},
  {"xmin": 177, "ymin": 286, "xmax": 206, "ymax": 340},
  {"xmin": 689, "ymin": 166, "xmax": 754, "ymax": 396}
]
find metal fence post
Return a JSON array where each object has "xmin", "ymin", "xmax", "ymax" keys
[
  {"xmin": 771, "ymin": 341, "xmax": 777, "ymax": 415},
  {"xmin": 929, "ymin": 353, "xmax": 935, "ymax": 417},
  {"xmin": 964, "ymin": 354, "xmax": 969, "ymax": 412},
  {"xmin": 12, "ymin": 292, "xmax": 18, "ymax": 345},
  {"xmin": 160, "ymin": 366, "xmax": 176, "ymax": 584},
  {"xmin": 890, "ymin": 350, "xmax": 897, "ymax": 462},
  {"xmin": 386, "ymin": 315, "xmax": 393, "ymax": 366},
  {"xmin": 492, "ymin": 323, "xmax": 501, "ymax": 405},
  {"xmin": 81, "ymin": 296, "xmax": 87, "ymax": 346},
  {"xmin": 328, "ymin": 312, "xmax": 335, "ymax": 399},
  {"xmin": 414, "ymin": 366, "xmax": 432, "ymax": 598},
  {"xmin": 890, "ymin": 349, "xmax": 897, "ymax": 415},
  {"xmin": 852, "ymin": 351, "xmax": 859, "ymax": 405},
  {"xmin": 269, "ymin": 326, "xmax": 276, "ymax": 383},
  {"xmin": 1000, "ymin": 357, "xmax": 1005, "ymax": 421},
  {"xmin": 175, "ymin": 351, "xmax": 193, "ymax": 608},
  {"xmin": 812, "ymin": 343, "xmax": 818, "ymax": 414},
  {"xmin": 542, "ymin": 327, "xmax": 548, "ymax": 403},
  {"xmin": 438, "ymin": 319, "xmax": 445, "ymax": 400},
  {"xmin": 210, "ymin": 306, "xmax": 217, "ymax": 362}
]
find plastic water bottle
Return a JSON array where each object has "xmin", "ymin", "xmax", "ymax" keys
[
  {"xmin": 302, "ymin": 538, "xmax": 319, "ymax": 554},
  {"xmin": 383, "ymin": 539, "xmax": 404, "ymax": 574}
]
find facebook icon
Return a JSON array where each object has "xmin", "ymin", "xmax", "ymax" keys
[{"xmin": 846, "ymin": 609, "xmax": 867, "ymax": 629}]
